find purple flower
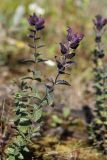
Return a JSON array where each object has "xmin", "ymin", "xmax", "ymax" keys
[
  {"xmin": 70, "ymin": 33, "xmax": 84, "ymax": 49},
  {"xmin": 67, "ymin": 27, "xmax": 84, "ymax": 49},
  {"xmin": 93, "ymin": 15, "xmax": 107, "ymax": 30},
  {"xmin": 67, "ymin": 27, "xmax": 73, "ymax": 41},
  {"xmin": 60, "ymin": 43, "xmax": 68, "ymax": 54},
  {"xmin": 28, "ymin": 13, "xmax": 45, "ymax": 30}
]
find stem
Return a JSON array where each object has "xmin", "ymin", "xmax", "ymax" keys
[
  {"xmin": 54, "ymin": 73, "xmax": 60, "ymax": 84},
  {"xmin": 38, "ymin": 73, "xmax": 60, "ymax": 107},
  {"xmin": 38, "ymin": 94, "xmax": 47, "ymax": 107},
  {"xmin": 33, "ymin": 27, "xmax": 37, "ymax": 68}
]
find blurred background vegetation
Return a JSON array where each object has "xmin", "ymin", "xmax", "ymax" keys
[
  {"xmin": 0, "ymin": 0, "xmax": 107, "ymax": 100},
  {"xmin": 0, "ymin": 0, "xmax": 107, "ymax": 63}
]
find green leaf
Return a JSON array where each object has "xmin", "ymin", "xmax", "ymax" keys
[
  {"xmin": 17, "ymin": 108, "xmax": 27, "ymax": 112},
  {"xmin": 63, "ymin": 108, "xmax": 71, "ymax": 118},
  {"xmin": 33, "ymin": 70, "xmax": 41, "ymax": 79},
  {"xmin": 100, "ymin": 111, "xmax": 107, "ymax": 118},
  {"xmin": 6, "ymin": 147, "xmax": 15, "ymax": 155},
  {"xmin": 35, "ymin": 78, "xmax": 41, "ymax": 82},
  {"xmin": 56, "ymin": 80, "xmax": 71, "ymax": 86},
  {"xmin": 32, "ymin": 104, "xmax": 39, "ymax": 109},
  {"xmin": 7, "ymin": 156, "xmax": 15, "ymax": 160},
  {"xmin": 18, "ymin": 125, "xmax": 29, "ymax": 133},
  {"xmin": 96, "ymin": 95, "xmax": 107, "ymax": 101},
  {"xmin": 33, "ymin": 107, "xmax": 42, "ymax": 122},
  {"xmin": 102, "ymin": 72, "xmax": 107, "ymax": 78},
  {"xmin": 21, "ymin": 76, "xmax": 33, "ymax": 80},
  {"xmin": 35, "ymin": 91, "xmax": 41, "ymax": 99},
  {"xmin": 32, "ymin": 125, "xmax": 40, "ymax": 133},
  {"xmin": 94, "ymin": 118, "xmax": 102, "ymax": 124},
  {"xmin": 23, "ymin": 147, "xmax": 29, "ymax": 152},
  {"xmin": 52, "ymin": 115, "xmax": 63, "ymax": 124},
  {"xmin": 18, "ymin": 153, "xmax": 24, "ymax": 160},
  {"xmin": 104, "ymin": 122, "xmax": 107, "ymax": 125},
  {"xmin": 46, "ymin": 86, "xmax": 54, "ymax": 106},
  {"xmin": 19, "ymin": 118, "xmax": 31, "ymax": 125},
  {"xmin": 94, "ymin": 83, "xmax": 103, "ymax": 90},
  {"xmin": 15, "ymin": 136, "xmax": 26, "ymax": 147},
  {"xmin": 16, "ymin": 109, "xmax": 28, "ymax": 116}
]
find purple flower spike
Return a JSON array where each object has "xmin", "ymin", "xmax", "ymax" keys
[
  {"xmin": 66, "ymin": 27, "xmax": 84, "ymax": 49},
  {"xmin": 93, "ymin": 15, "xmax": 107, "ymax": 30},
  {"xmin": 70, "ymin": 33, "xmax": 84, "ymax": 49},
  {"xmin": 60, "ymin": 43, "xmax": 68, "ymax": 54},
  {"xmin": 28, "ymin": 13, "xmax": 45, "ymax": 30},
  {"xmin": 59, "ymin": 27, "xmax": 84, "ymax": 57},
  {"xmin": 67, "ymin": 27, "xmax": 73, "ymax": 41}
]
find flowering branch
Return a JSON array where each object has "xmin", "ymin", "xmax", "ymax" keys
[{"xmin": 88, "ymin": 15, "xmax": 107, "ymax": 154}]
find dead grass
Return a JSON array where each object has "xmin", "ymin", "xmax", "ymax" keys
[{"xmin": 32, "ymin": 137, "xmax": 107, "ymax": 160}]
